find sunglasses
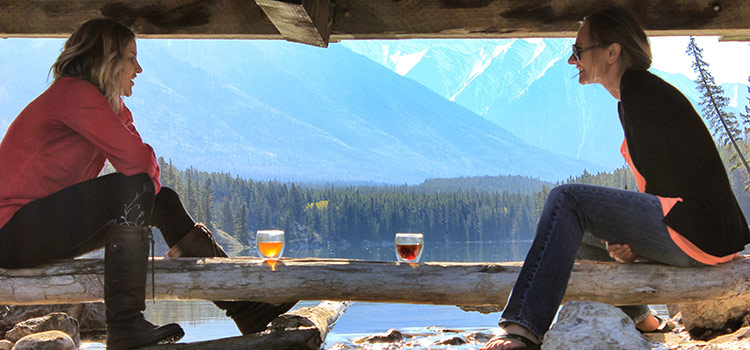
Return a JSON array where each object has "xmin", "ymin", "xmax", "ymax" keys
[{"xmin": 571, "ymin": 44, "xmax": 606, "ymax": 62}]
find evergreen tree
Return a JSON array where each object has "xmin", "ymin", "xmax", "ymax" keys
[
  {"xmin": 235, "ymin": 203, "xmax": 250, "ymax": 245},
  {"xmin": 687, "ymin": 37, "xmax": 750, "ymax": 185},
  {"xmin": 185, "ymin": 172, "xmax": 198, "ymax": 218},
  {"xmin": 734, "ymin": 77, "xmax": 750, "ymax": 189},
  {"xmin": 202, "ymin": 178, "xmax": 213, "ymax": 231},
  {"xmin": 221, "ymin": 198, "xmax": 234, "ymax": 236}
]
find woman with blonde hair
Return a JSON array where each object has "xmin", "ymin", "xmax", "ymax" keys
[
  {"xmin": 482, "ymin": 7, "xmax": 749, "ymax": 350},
  {"xmin": 0, "ymin": 18, "xmax": 294, "ymax": 349}
]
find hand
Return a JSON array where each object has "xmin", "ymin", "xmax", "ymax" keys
[{"xmin": 604, "ymin": 241, "xmax": 638, "ymax": 263}]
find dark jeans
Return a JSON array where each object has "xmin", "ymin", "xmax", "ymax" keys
[
  {"xmin": 499, "ymin": 184, "xmax": 705, "ymax": 339},
  {"xmin": 577, "ymin": 232, "xmax": 651, "ymax": 324},
  {"xmin": 0, "ymin": 173, "xmax": 195, "ymax": 268}
]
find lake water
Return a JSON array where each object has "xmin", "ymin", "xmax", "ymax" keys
[{"xmin": 79, "ymin": 241, "xmax": 670, "ymax": 349}]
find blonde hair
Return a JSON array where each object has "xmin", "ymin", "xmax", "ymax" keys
[
  {"xmin": 51, "ymin": 18, "xmax": 135, "ymax": 113},
  {"xmin": 583, "ymin": 7, "xmax": 652, "ymax": 70}
]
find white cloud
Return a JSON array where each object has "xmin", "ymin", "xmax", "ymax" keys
[{"xmin": 650, "ymin": 36, "xmax": 750, "ymax": 84}]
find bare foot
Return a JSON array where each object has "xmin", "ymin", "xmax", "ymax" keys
[
  {"xmin": 635, "ymin": 315, "xmax": 660, "ymax": 332},
  {"xmin": 481, "ymin": 323, "xmax": 540, "ymax": 350}
]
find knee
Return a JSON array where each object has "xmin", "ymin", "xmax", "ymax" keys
[
  {"xmin": 544, "ymin": 184, "xmax": 590, "ymax": 209},
  {"xmin": 157, "ymin": 186, "xmax": 179, "ymax": 201},
  {"xmin": 111, "ymin": 173, "xmax": 155, "ymax": 199},
  {"xmin": 155, "ymin": 186, "xmax": 184, "ymax": 206},
  {"xmin": 547, "ymin": 184, "xmax": 576, "ymax": 202}
]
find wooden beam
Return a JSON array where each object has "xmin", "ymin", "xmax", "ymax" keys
[
  {"xmin": 1, "ymin": 256, "xmax": 749, "ymax": 307},
  {"xmin": 255, "ymin": 0, "xmax": 334, "ymax": 47},
  {"xmin": 0, "ymin": 0, "xmax": 749, "ymax": 41}
]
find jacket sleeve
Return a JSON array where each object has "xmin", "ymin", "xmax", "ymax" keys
[{"xmin": 56, "ymin": 80, "xmax": 161, "ymax": 192}]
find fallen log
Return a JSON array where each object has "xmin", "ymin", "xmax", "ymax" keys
[
  {"xmin": 137, "ymin": 326, "xmax": 317, "ymax": 350},
  {"xmin": 137, "ymin": 300, "xmax": 350, "ymax": 350},
  {"xmin": 1, "ymin": 256, "xmax": 748, "ymax": 307},
  {"xmin": 269, "ymin": 300, "xmax": 352, "ymax": 347}
]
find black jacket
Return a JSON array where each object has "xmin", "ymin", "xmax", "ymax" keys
[{"xmin": 618, "ymin": 69, "xmax": 749, "ymax": 257}]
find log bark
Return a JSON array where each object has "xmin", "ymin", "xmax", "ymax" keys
[
  {"xmin": 1, "ymin": 0, "xmax": 750, "ymax": 41},
  {"xmin": 268, "ymin": 300, "xmax": 352, "ymax": 348},
  {"xmin": 1, "ymin": 256, "xmax": 749, "ymax": 307},
  {"xmin": 137, "ymin": 300, "xmax": 350, "ymax": 350}
]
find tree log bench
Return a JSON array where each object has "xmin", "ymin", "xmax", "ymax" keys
[{"xmin": 1, "ymin": 256, "xmax": 748, "ymax": 307}]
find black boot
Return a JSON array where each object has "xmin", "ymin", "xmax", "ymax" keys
[
  {"xmin": 105, "ymin": 224, "xmax": 184, "ymax": 350},
  {"xmin": 167, "ymin": 223, "xmax": 297, "ymax": 334}
]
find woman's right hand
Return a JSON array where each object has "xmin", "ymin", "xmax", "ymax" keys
[{"xmin": 605, "ymin": 241, "xmax": 638, "ymax": 263}]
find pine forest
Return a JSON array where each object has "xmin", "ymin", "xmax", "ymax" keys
[{"xmin": 154, "ymin": 139, "xmax": 750, "ymax": 258}]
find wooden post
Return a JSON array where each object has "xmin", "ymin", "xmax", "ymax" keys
[{"xmin": 255, "ymin": 0, "xmax": 334, "ymax": 47}]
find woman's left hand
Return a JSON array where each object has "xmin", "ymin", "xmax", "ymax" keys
[{"xmin": 605, "ymin": 241, "xmax": 638, "ymax": 263}]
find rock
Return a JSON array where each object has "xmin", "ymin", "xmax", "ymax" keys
[
  {"xmin": 5, "ymin": 312, "xmax": 79, "ymax": 347},
  {"xmin": 459, "ymin": 305, "xmax": 502, "ymax": 314},
  {"xmin": 354, "ymin": 329, "xmax": 404, "ymax": 343},
  {"xmin": 542, "ymin": 301, "xmax": 649, "ymax": 350},
  {"xmin": 641, "ymin": 331, "xmax": 685, "ymax": 345},
  {"xmin": 676, "ymin": 295, "xmax": 750, "ymax": 337},
  {"xmin": 10, "ymin": 330, "xmax": 75, "ymax": 350},
  {"xmin": 465, "ymin": 331, "xmax": 494, "ymax": 343},
  {"xmin": 0, "ymin": 303, "xmax": 105, "ymax": 333},
  {"xmin": 433, "ymin": 335, "xmax": 467, "ymax": 345},
  {"xmin": 426, "ymin": 326, "xmax": 462, "ymax": 333},
  {"xmin": 326, "ymin": 344, "xmax": 364, "ymax": 350},
  {"xmin": 0, "ymin": 340, "xmax": 11, "ymax": 350},
  {"xmin": 708, "ymin": 325, "xmax": 750, "ymax": 345}
]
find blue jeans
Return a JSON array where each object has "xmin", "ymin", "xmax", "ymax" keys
[{"xmin": 499, "ymin": 184, "xmax": 705, "ymax": 339}]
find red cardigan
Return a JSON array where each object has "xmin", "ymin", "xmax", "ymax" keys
[{"xmin": 0, "ymin": 77, "xmax": 161, "ymax": 228}]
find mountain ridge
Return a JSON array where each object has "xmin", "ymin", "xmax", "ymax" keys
[
  {"xmin": 341, "ymin": 39, "xmax": 750, "ymax": 169},
  {"xmin": 0, "ymin": 38, "xmax": 601, "ymax": 184}
]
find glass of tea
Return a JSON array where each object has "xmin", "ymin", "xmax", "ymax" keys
[
  {"xmin": 256, "ymin": 230, "xmax": 285, "ymax": 261},
  {"xmin": 394, "ymin": 233, "xmax": 424, "ymax": 263}
]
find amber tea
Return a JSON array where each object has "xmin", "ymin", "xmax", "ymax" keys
[
  {"xmin": 256, "ymin": 230, "xmax": 284, "ymax": 261},
  {"xmin": 394, "ymin": 233, "xmax": 424, "ymax": 263}
]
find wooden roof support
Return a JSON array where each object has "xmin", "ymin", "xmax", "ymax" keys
[
  {"xmin": 255, "ymin": 0, "xmax": 334, "ymax": 47},
  {"xmin": 1, "ymin": 1, "xmax": 750, "ymax": 42}
]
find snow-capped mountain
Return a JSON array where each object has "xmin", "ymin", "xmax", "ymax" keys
[
  {"xmin": 341, "ymin": 39, "xmax": 750, "ymax": 169},
  {"xmin": 0, "ymin": 38, "xmax": 601, "ymax": 184}
]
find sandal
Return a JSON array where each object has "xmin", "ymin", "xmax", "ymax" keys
[
  {"xmin": 638, "ymin": 315, "xmax": 675, "ymax": 333},
  {"xmin": 489, "ymin": 333, "xmax": 541, "ymax": 350}
]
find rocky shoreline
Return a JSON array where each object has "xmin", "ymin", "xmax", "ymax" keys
[
  {"xmin": 326, "ymin": 325, "xmax": 750, "ymax": 350},
  {"xmin": 329, "ymin": 302, "xmax": 750, "ymax": 350},
  {"xmin": 3, "ymin": 301, "xmax": 750, "ymax": 349}
]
